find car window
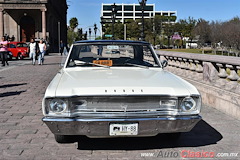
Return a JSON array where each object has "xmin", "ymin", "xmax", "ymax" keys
[
  {"xmin": 17, "ymin": 43, "xmax": 28, "ymax": 47},
  {"xmin": 67, "ymin": 43, "xmax": 160, "ymax": 68},
  {"xmin": 9, "ymin": 44, "xmax": 16, "ymax": 48}
]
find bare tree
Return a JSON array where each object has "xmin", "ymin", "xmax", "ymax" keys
[
  {"xmin": 209, "ymin": 21, "xmax": 223, "ymax": 54},
  {"xmin": 193, "ymin": 19, "xmax": 211, "ymax": 49},
  {"xmin": 221, "ymin": 17, "xmax": 240, "ymax": 56}
]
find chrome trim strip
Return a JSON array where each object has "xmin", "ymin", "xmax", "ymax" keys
[{"xmin": 43, "ymin": 115, "xmax": 201, "ymax": 122}]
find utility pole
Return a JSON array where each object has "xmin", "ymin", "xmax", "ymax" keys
[
  {"xmin": 138, "ymin": 0, "xmax": 147, "ymax": 41},
  {"xmin": 111, "ymin": 3, "xmax": 117, "ymax": 40},
  {"xmin": 94, "ymin": 23, "xmax": 98, "ymax": 39},
  {"xmin": 89, "ymin": 28, "xmax": 92, "ymax": 40},
  {"xmin": 58, "ymin": 21, "xmax": 60, "ymax": 53},
  {"xmin": 124, "ymin": 24, "xmax": 127, "ymax": 40}
]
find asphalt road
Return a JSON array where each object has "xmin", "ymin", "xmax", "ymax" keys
[{"xmin": 0, "ymin": 54, "xmax": 240, "ymax": 160}]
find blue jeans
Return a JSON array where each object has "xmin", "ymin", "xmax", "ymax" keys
[
  {"xmin": 38, "ymin": 51, "xmax": 45, "ymax": 64},
  {"xmin": 29, "ymin": 52, "xmax": 36, "ymax": 64}
]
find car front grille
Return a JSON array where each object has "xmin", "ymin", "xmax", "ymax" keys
[{"xmin": 69, "ymin": 96, "xmax": 178, "ymax": 117}]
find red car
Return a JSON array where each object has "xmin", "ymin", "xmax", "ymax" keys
[{"xmin": 7, "ymin": 42, "xmax": 29, "ymax": 60}]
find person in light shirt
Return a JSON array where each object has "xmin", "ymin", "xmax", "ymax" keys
[
  {"xmin": 28, "ymin": 38, "xmax": 39, "ymax": 65},
  {"xmin": 38, "ymin": 39, "xmax": 46, "ymax": 65},
  {"xmin": 0, "ymin": 36, "xmax": 9, "ymax": 66}
]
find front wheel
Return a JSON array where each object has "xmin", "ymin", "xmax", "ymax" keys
[
  {"xmin": 17, "ymin": 53, "xmax": 23, "ymax": 60},
  {"xmin": 54, "ymin": 135, "xmax": 76, "ymax": 143}
]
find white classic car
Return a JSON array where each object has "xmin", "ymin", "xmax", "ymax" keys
[{"xmin": 42, "ymin": 40, "xmax": 201, "ymax": 143}]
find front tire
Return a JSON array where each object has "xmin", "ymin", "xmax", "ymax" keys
[{"xmin": 17, "ymin": 53, "xmax": 23, "ymax": 60}]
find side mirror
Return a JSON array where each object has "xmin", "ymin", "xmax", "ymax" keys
[{"xmin": 161, "ymin": 60, "xmax": 168, "ymax": 68}]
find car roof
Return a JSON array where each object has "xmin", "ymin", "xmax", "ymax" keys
[{"xmin": 74, "ymin": 40, "xmax": 150, "ymax": 45}]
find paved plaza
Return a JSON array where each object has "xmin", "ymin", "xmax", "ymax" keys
[{"xmin": 0, "ymin": 54, "xmax": 240, "ymax": 160}]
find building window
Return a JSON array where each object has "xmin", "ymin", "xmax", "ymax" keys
[
  {"xmin": 135, "ymin": 6, "xmax": 141, "ymax": 11},
  {"xmin": 103, "ymin": 5, "xmax": 122, "ymax": 11},
  {"xmin": 124, "ymin": 13, "xmax": 133, "ymax": 16},
  {"xmin": 116, "ymin": 6, "xmax": 122, "ymax": 11},
  {"xmin": 103, "ymin": 13, "xmax": 112, "ymax": 16},
  {"xmin": 124, "ymin": 5, "xmax": 133, "ymax": 11},
  {"xmin": 145, "ymin": 6, "xmax": 153, "ymax": 11},
  {"xmin": 135, "ymin": 13, "xmax": 150, "ymax": 17},
  {"xmin": 103, "ymin": 5, "xmax": 112, "ymax": 11},
  {"xmin": 116, "ymin": 13, "xmax": 122, "ymax": 16},
  {"xmin": 135, "ymin": 5, "xmax": 153, "ymax": 11}
]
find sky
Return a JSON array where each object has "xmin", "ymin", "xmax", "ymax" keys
[{"xmin": 67, "ymin": 0, "xmax": 240, "ymax": 34}]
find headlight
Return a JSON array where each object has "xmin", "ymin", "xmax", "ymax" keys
[
  {"xmin": 180, "ymin": 97, "xmax": 196, "ymax": 112},
  {"xmin": 48, "ymin": 99, "xmax": 67, "ymax": 113}
]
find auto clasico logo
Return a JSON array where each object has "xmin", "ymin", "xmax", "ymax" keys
[{"xmin": 181, "ymin": 150, "xmax": 215, "ymax": 158}]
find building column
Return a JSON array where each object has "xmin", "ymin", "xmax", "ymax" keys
[
  {"xmin": 0, "ymin": 9, "xmax": 4, "ymax": 37},
  {"xmin": 41, "ymin": 8, "xmax": 47, "ymax": 40}
]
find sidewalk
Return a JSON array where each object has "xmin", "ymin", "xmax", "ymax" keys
[
  {"xmin": 0, "ymin": 53, "xmax": 240, "ymax": 160},
  {"xmin": 0, "ymin": 53, "xmax": 74, "ymax": 159}
]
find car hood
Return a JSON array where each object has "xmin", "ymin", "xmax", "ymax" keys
[{"xmin": 45, "ymin": 68, "xmax": 199, "ymax": 97}]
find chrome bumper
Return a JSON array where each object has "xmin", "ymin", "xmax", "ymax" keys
[{"xmin": 42, "ymin": 115, "xmax": 201, "ymax": 138}]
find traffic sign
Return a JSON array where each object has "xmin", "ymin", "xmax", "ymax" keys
[{"xmin": 105, "ymin": 34, "xmax": 112, "ymax": 37}]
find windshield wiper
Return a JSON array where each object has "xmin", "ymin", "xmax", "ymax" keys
[
  {"xmin": 124, "ymin": 63, "xmax": 149, "ymax": 69},
  {"xmin": 74, "ymin": 60, "xmax": 110, "ymax": 68}
]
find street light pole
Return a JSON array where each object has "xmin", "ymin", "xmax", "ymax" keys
[
  {"xmin": 58, "ymin": 21, "xmax": 61, "ymax": 53},
  {"xmin": 138, "ymin": 0, "xmax": 147, "ymax": 41},
  {"xmin": 89, "ymin": 28, "xmax": 92, "ymax": 40},
  {"xmin": 111, "ymin": 3, "xmax": 117, "ymax": 40},
  {"xmin": 94, "ymin": 23, "xmax": 97, "ymax": 39},
  {"xmin": 124, "ymin": 24, "xmax": 127, "ymax": 40}
]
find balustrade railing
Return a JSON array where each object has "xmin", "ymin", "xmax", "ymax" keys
[{"xmin": 157, "ymin": 51, "xmax": 240, "ymax": 94}]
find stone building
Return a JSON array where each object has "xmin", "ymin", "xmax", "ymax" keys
[{"xmin": 0, "ymin": 0, "xmax": 68, "ymax": 52}]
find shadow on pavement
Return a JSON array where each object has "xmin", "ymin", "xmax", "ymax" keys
[
  {"xmin": 41, "ymin": 63, "xmax": 61, "ymax": 66},
  {"xmin": 76, "ymin": 120, "xmax": 222, "ymax": 150},
  {"xmin": 0, "ymin": 90, "xmax": 26, "ymax": 98},
  {"xmin": 24, "ymin": 63, "xmax": 61, "ymax": 66},
  {"xmin": 0, "ymin": 83, "xmax": 27, "ymax": 89},
  {"xmin": 11, "ymin": 58, "xmax": 30, "ymax": 61}
]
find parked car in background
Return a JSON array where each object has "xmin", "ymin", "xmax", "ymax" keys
[
  {"xmin": 42, "ymin": 40, "xmax": 202, "ymax": 143},
  {"xmin": 7, "ymin": 42, "xmax": 28, "ymax": 60}
]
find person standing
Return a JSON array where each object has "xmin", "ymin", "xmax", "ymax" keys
[
  {"xmin": 0, "ymin": 36, "xmax": 9, "ymax": 67},
  {"xmin": 38, "ymin": 39, "xmax": 46, "ymax": 65},
  {"xmin": 11, "ymin": 35, "xmax": 15, "ymax": 42},
  {"xmin": 60, "ymin": 40, "xmax": 64, "ymax": 56},
  {"xmin": 28, "ymin": 38, "xmax": 38, "ymax": 65}
]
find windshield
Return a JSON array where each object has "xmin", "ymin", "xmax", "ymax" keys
[
  {"xmin": 66, "ymin": 43, "xmax": 160, "ymax": 68},
  {"xmin": 17, "ymin": 43, "xmax": 28, "ymax": 48}
]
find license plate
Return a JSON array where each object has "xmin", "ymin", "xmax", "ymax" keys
[
  {"xmin": 109, "ymin": 123, "xmax": 138, "ymax": 136},
  {"xmin": 92, "ymin": 60, "xmax": 113, "ymax": 66}
]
